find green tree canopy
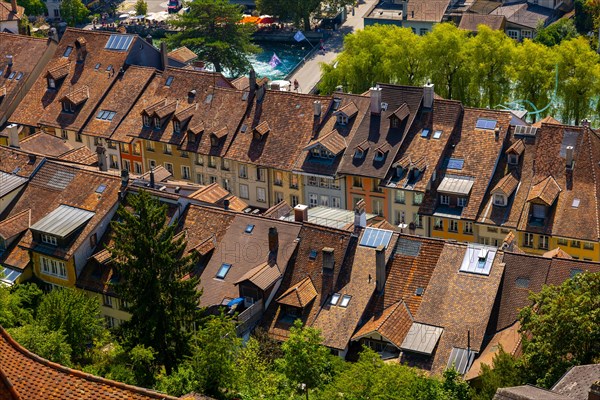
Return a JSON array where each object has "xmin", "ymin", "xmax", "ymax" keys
[
  {"xmin": 8, "ymin": 323, "xmax": 72, "ymax": 366},
  {"xmin": 17, "ymin": 0, "xmax": 46, "ymax": 16},
  {"xmin": 534, "ymin": 19, "xmax": 578, "ymax": 47},
  {"xmin": 134, "ymin": 0, "xmax": 148, "ymax": 16},
  {"xmin": 36, "ymin": 287, "xmax": 105, "ymax": 362},
  {"xmin": 166, "ymin": 0, "xmax": 259, "ymax": 75},
  {"xmin": 256, "ymin": 0, "xmax": 354, "ymax": 31},
  {"xmin": 60, "ymin": 0, "xmax": 89, "ymax": 26},
  {"xmin": 519, "ymin": 272, "xmax": 600, "ymax": 388},
  {"xmin": 472, "ymin": 347, "xmax": 525, "ymax": 400},
  {"xmin": 109, "ymin": 190, "xmax": 201, "ymax": 374}
]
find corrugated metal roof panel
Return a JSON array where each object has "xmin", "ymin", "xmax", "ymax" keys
[
  {"xmin": 446, "ymin": 347, "xmax": 477, "ymax": 375},
  {"xmin": 0, "ymin": 171, "xmax": 27, "ymax": 198},
  {"xmin": 30, "ymin": 205, "xmax": 95, "ymax": 238},
  {"xmin": 438, "ymin": 175, "xmax": 474, "ymax": 195},
  {"xmin": 400, "ymin": 322, "xmax": 443, "ymax": 355}
]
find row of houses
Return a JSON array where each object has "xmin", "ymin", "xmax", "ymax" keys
[
  {"xmin": 3, "ymin": 28, "xmax": 600, "ymax": 262},
  {"xmin": 1, "ymin": 144, "xmax": 598, "ymax": 380}
]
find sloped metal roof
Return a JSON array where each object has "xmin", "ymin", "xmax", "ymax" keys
[
  {"xmin": 30, "ymin": 205, "xmax": 95, "ymax": 238},
  {"xmin": 438, "ymin": 175, "xmax": 475, "ymax": 195},
  {"xmin": 0, "ymin": 171, "xmax": 27, "ymax": 198},
  {"xmin": 400, "ymin": 322, "xmax": 443, "ymax": 355}
]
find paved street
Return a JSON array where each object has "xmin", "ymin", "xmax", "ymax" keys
[
  {"xmin": 118, "ymin": 0, "xmax": 169, "ymax": 14},
  {"xmin": 288, "ymin": 0, "xmax": 378, "ymax": 94}
]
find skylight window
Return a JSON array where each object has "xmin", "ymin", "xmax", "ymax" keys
[
  {"xmin": 216, "ymin": 263, "xmax": 232, "ymax": 279},
  {"xmin": 245, "ymin": 224, "xmax": 254, "ymax": 234},
  {"xmin": 447, "ymin": 158, "xmax": 464, "ymax": 170},
  {"xmin": 63, "ymin": 46, "xmax": 73, "ymax": 57},
  {"xmin": 7, "ymin": 72, "xmax": 15, "ymax": 80},
  {"xmin": 309, "ymin": 249, "xmax": 318, "ymax": 260},
  {"xmin": 96, "ymin": 184, "xmax": 107, "ymax": 194},
  {"xmin": 330, "ymin": 293, "xmax": 340, "ymax": 305},
  {"xmin": 95, "ymin": 63, "xmax": 101, "ymax": 70},
  {"xmin": 340, "ymin": 294, "xmax": 351, "ymax": 307},
  {"xmin": 165, "ymin": 76, "xmax": 174, "ymax": 86},
  {"xmin": 421, "ymin": 129, "xmax": 430, "ymax": 138},
  {"xmin": 15, "ymin": 72, "xmax": 23, "ymax": 81},
  {"xmin": 415, "ymin": 287, "xmax": 424, "ymax": 296},
  {"xmin": 205, "ymin": 94, "xmax": 213, "ymax": 104},
  {"xmin": 241, "ymin": 124, "xmax": 247, "ymax": 133},
  {"xmin": 475, "ymin": 118, "xmax": 497, "ymax": 130},
  {"xmin": 359, "ymin": 227, "xmax": 393, "ymax": 249},
  {"xmin": 572, "ymin": 198, "xmax": 580, "ymax": 208},
  {"xmin": 433, "ymin": 130, "xmax": 442, "ymax": 139},
  {"xmin": 106, "ymin": 65, "xmax": 113, "ymax": 72},
  {"xmin": 96, "ymin": 110, "xmax": 116, "ymax": 121}
]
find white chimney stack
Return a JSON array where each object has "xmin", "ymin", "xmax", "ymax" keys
[
  {"xmin": 6, "ymin": 124, "xmax": 19, "ymax": 148},
  {"xmin": 423, "ymin": 82, "xmax": 434, "ymax": 109},
  {"xmin": 354, "ymin": 199, "xmax": 367, "ymax": 229},
  {"xmin": 566, "ymin": 146, "xmax": 574, "ymax": 169},
  {"xmin": 313, "ymin": 100, "xmax": 322, "ymax": 117},
  {"xmin": 370, "ymin": 86, "xmax": 382, "ymax": 115},
  {"xmin": 294, "ymin": 204, "xmax": 308, "ymax": 223}
]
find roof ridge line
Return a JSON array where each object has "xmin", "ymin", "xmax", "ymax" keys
[
  {"xmin": 0, "ymin": 327, "xmax": 180, "ymax": 400},
  {"xmin": 584, "ymin": 130, "xmax": 600, "ymax": 241}
]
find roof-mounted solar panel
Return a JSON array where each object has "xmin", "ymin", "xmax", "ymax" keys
[
  {"xmin": 359, "ymin": 227, "xmax": 393, "ymax": 249},
  {"xmin": 105, "ymin": 35, "xmax": 134, "ymax": 51}
]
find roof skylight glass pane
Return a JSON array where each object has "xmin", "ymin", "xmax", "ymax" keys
[
  {"xmin": 330, "ymin": 293, "xmax": 340, "ymax": 305},
  {"xmin": 63, "ymin": 46, "xmax": 73, "ymax": 57},
  {"xmin": 421, "ymin": 129, "xmax": 430, "ymax": 138},
  {"xmin": 309, "ymin": 249, "xmax": 318, "ymax": 260},
  {"xmin": 165, "ymin": 76, "xmax": 174, "ymax": 86},
  {"xmin": 96, "ymin": 184, "xmax": 107, "ymax": 193},
  {"xmin": 340, "ymin": 295, "xmax": 351, "ymax": 307},
  {"xmin": 447, "ymin": 158, "xmax": 464, "ymax": 170},
  {"xmin": 476, "ymin": 118, "xmax": 497, "ymax": 130},
  {"xmin": 433, "ymin": 130, "xmax": 442, "ymax": 139},
  {"xmin": 216, "ymin": 263, "xmax": 231, "ymax": 279},
  {"xmin": 245, "ymin": 224, "xmax": 254, "ymax": 234}
]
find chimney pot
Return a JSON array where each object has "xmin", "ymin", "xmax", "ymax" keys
[
  {"xmin": 566, "ymin": 146, "xmax": 574, "ymax": 169},
  {"xmin": 370, "ymin": 86, "xmax": 382, "ymax": 115},
  {"xmin": 6, "ymin": 55, "xmax": 13, "ymax": 68},
  {"xmin": 423, "ymin": 82, "xmax": 434, "ymax": 109},
  {"xmin": 313, "ymin": 100, "xmax": 322, "ymax": 117},
  {"xmin": 294, "ymin": 204, "xmax": 308, "ymax": 223},
  {"xmin": 160, "ymin": 41, "xmax": 169, "ymax": 71},
  {"xmin": 354, "ymin": 199, "xmax": 367, "ymax": 229},
  {"xmin": 494, "ymin": 127, "xmax": 500, "ymax": 141},
  {"xmin": 268, "ymin": 226, "xmax": 279, "ymax": 255},
  {"xmin": 149, "ymin": 169, "xmax": 155, "ymax": 188},
  {"xmin": 146, "ymin": 34, "xmax": 153, "ymax": 45},
  {"xmin": 223, "ymin": 199, "xmax": 230, "ymax": 210}
]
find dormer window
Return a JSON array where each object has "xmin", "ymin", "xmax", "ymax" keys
[
  {"xmin": 390, "ymin": 117, "xmax": 399, "ymax": 128},
  {"xmin": 354, "ymin": 149, "xmax": 364, "ymax": 159},
  {"xmin": 508, "ymin": 153, "xmax": 518, "ymax": 165},
  {"xmin": 143, "ymin": 114, "xmax": 150, "ymax": 127},
  {"xmin": 210, "ymin": 135, "xmax": 218, "ymax": 147},
  {"xmin": 62, "ymin": 101, "xmax": 74, "ymax": 113},
  {"xmin": 173, "ymin": 120, "xmax": 181, "ymax": 134},
  {"xmin": 494, "ymin": 193, "xmax": 506, "ymax": 206},
  {"xmin": 41, "ymin": 233, "xmax": 57, "ymax": 246},
  {"xmin": 48, "ymin": 78, "xmax": 56, "ymax": 89},
  {"xmin": 337, "ymin": 114, "xmax": 348, "ymax": 125},
  {"xmin": 374, "ymin": 150, "xmax": 385, "ymax": 162},
  {"xmin": 153, "ymin": 117, "xmax": 161, "ymax": 129}
]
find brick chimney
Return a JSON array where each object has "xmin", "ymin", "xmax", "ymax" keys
[
  {"xmin": 11, "ymin": 0, "xmax": 17, "ymax": 14},
  {"xmin": 370, "ymin": 86, "xmax": 382, "ymax": 115},
  {"xmin": 268, "ymin": 226, "xmax": 279, "ymax": 254},
  {"xmin": 160, "ymin": 41, "xmax": 169, "ymax": 71},
  {"xmin": 375, "ymin": 245, "xmax": 385, "ymax": 292}
]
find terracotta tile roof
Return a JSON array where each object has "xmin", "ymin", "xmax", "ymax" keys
[
  {"xmin": 552, "ymin": 364, "xmax": 600, "ymax": 399},
  {"xmin": 234, "ymin": 262, "xmax": 282, "ymax": 290},
  {"xmin": 385, "ymin": 99, "xmax": 463, "ymax": 192},
  {"xmin": 532, "ymin": 115, "xmax": 560, "ymax": 128},
  {"xmin": 352, "ymin": 301, "xmax": 413, "ymax": 348},
  {"xmin": 82, "ymin": 66, "xmax": 155, "ymax": 139},
  {"xmin": 262, "ymin": 224, "xmax": 354, "ymax": 342},
  {"xmin": 494, "ymin": 252, "xmax": 600, "ymax": 332},
  {"xmin": 0, "ymin": 209, "xmax": 29, "ymax": 240},
  {"xmin": 113, "ymin": 68, "xmax": 238, "ymax": 151},
  {"xmin": 62, "ymin": 85, "xmax": 90, "ymax": 106},
  {"xmin": 389, "ymin": 103, "xmax": 410, "ymax": 121},
  {"xmin": 176, "ymin": 204, "xmax": 236, "ymax": 255},
  {"xmin": 542, "ymin": 247, "xmax": 572, "ymax": 259},
  {"xmin": 312, "ymin": 229, "xmax": 399, "ymax": 350},
  {"xmin": 18, "ymin": 132, "xmax": 97, "ymax": 165},
  {"xmin": 404, "ymin": 243, "xmax": 504, "ymax": 374},
  {"xmin": 0, "ymin": 1, "xmax": 23, "ymax": 21},
  {"xmin": 526, "ymin": 175, "xmax": 561, "ymax": 205},
  {"xmin": 458, "ymin": 13, "xmax": 506, "ymax": 32},
  {"xmin": 167, "ymin": 46, "xmax": 197, "ymax": 64},
  {"xmin": 294, "ymin": 93, "xmax": 370, "ymax": 177},
  {"xmin": 188, "ymin": 183, "xmax": 247, "ymax": 212},
  {"xmin": 0, "ymin": 33, "xmax": 53, "ymax": 124},
  {"xmin": 11, "ymin": 29, "xmax": 143, "ymax": 131},
  {"xmin": 0, "ymin": 326, "xmax": 180, "ymax": 399},
  {"xmin": 276, "ymin": 276, "xmax": 318, "ymax": 308},
  {"xmin": 406, "ymin": 0, "xmax": 450, "ymax": 22},
  {"xmin": 507, "ymin": 139, "xmax": 525, "ymax": 155},
  {"xmin": 492, "ymin": 172, "xmax": 519, "ymax": 197},
  {"xmin": 198, "ymin": 214, "xmax": 301, "ymax": 307},
  {"xmin": 340, "ymin": 85, "xmax": 426, "ymax": 179},
  {"xmin": 226, "ymin": 90, "xmax": 332, "ymax": 171},
  {"xmin": 0, "ymin": 146, "xmax": 44, "ymax": 178},
  {"xmin": 336, "ymin": 101, "xmax": 358, "ymax": 118},
  {"xmin": 423, "ymin": 108, "xmax": 513, "ymax": 220},
  {"xmin": 1, "ymin": 161, "xmax": 121, "ymax": 260},
  {"xmin": 1, "ymin": 237, "xmax": 29, "ymax": 269}
]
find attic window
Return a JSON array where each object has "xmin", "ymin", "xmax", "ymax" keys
[
  {"xmin": 143, "ymin": 114, "xmax": 150, "ymax": 127},
  {"xmin": 420, "ymin": 129, "xmax": 430, "ymax": 138},
  {"xmin": 572, "ymin": 198, "xmax": 580, "ymax": 208},
  {"xmin": 245, "ymin": 224, "xmax": 254, "ymax": 234},
  {"xmin": 62, "ymin": 101, "xmax": 74, "ymax": 113},
  {"xmin": 339, "ymin": 294, "xmax": 351, "ymax": 308},
  {"xmin": 508, "ymin": 153, "xmax": 518, "ymax": 165},
  {"xmin": 216, "ymin": 263, "xmax": 232, "ymax": 279},
  {"xmin": 433, "ymin": 130, "xmax": 442, "ymax": 139},
  {"xmin": 374, "ymin": 150, "xmax": 385, "ymax": 162},
  {"xmin": 106, "ymin": 65, "xmax": 113, "ymax": 72},
  {"xmin": 241, "ymin": 124, "xmax": 247, "ymax": 133},
  {"xmin": 381, "ymin": 102, "xmax": 388, "ymax": 111},
  {"xmin": 47, "ymin": 78, "xmax": 56, "ymax": 89},
  {"xmin": 153, "ymin": 117, "xmax": 161, "ymax": 129},
  {"xmin": 476, "ymin": 118, "xmax": 497, "ymax": 130},
  {"xmin": 309, "ymin": 249, "xmax": 318, "ymax": 260},
  {"xmin": 63, "ymin": 46, "xmax": 73, "ymax": 57},
  {"xmin": 415, "ymin": 287, "xmax": 424, "ymax": 296},
  {"xmin": 165, "ymin": 76, "xmax": 174, "ymax": 87},
  {"xmin": 173, "ymin": 120, "xmax": 181, "ymax": 134},
  {"xmin": 96, "ymin": 184, "xmax": 107, "ymax": 194},
  {"xmin": 337, "ymin": 114, "xmax": 348, "ymax": 125},
  {"xmin": 96, "ymin": 110, "xmax": 116, "ymax": 121},
  {"xmin": 354, "ymin": 149, "xmax": 364, "ymax": 159},
  {"xmin": 15, "ymin": 72, "xmax": 23, "ymax": 81},
  {"xmin": 447, "ymin": 158, "xmax": 464, "ymax": 170},
  {"xmin": 330, "ymin": 293, "xmax": 340, "ymax": 305},
  {"xmin": 94, "ymin": 63, "xmax": 101, "ymax": 70}
]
